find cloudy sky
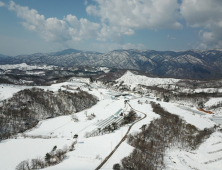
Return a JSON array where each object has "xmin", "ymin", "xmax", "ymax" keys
[{"xmin": 0, "ymin": 0, "xmax": 222, "ymax": 56}]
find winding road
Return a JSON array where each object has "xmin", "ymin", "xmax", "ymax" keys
[{"xmin": 95, "ymin": 102, "xmax": 147, "ymax": 170}]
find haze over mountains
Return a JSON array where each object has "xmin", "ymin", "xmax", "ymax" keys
[{"xmin": 1, "ymin": 48, "xmax": 222, "ymax": 79}]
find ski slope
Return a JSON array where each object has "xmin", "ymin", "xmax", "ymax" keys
[{"xmin": 116, "ymin": 71, "xmax": 181, "ymax": 87}]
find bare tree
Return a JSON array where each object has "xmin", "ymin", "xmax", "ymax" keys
[
  {"xmin": 16, "ymin": 160, "xmax": 30, "ymax": 170},
  {"xmin": 71, "ymin": 114, "xmax": 79, "ymax": 122}
]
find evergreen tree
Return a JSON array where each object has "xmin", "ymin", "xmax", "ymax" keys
[
  {"xmin": 45, "ymin": 153, "xmax": 51, "ymax": 164},
  {"xmin": 52, "ymin": 146, "xmax": 57, "ymax": 152},
  {"xmin": 113, "ymin": 163, "xmax": 121, "ymax": 170}
]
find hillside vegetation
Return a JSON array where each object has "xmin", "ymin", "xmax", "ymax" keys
[
  {"xmin": 120, "ymin": 102, "xmax": 213, "ymax": 170},
  {"xmin": 1, "ymin": 48, "xmax": 222, "ymax": 79},
  {"xmin": 0, "ymin": 88, "xmax": 97, "ymax": 140}
]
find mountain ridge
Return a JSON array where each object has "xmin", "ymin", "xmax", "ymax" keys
[{"xmin": 0, "ymin": 48, "xmax": 222, "ymax": 79}]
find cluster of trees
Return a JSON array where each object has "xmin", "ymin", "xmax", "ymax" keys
[
  {"xmin": 85, "ymin": 122, "xmax": 119, "ymax": 138},
  {"xmin": 101, "ymin": 80, "xmax": 132, "ymax": 92},
  {"xmin": 121, "ymin": 110, "xmax": 137, "ymax": 125},
  {"xmin": 71, "ymin": 114, "xmax": 79, "ymax": 122},
  {"xmin": 138, "ymin": 84, "xmax": 222, "ymax": 108},
  {"xmin": 102, "ymin": 122, "xmax": 119, "ymax": 133},
  {"xmin": 0, "ymin": 88, "xmax": 98, "ymax": 141},
  {"xmin": 86, "ymin": 113, "xmax": 96, "ymax": 120},
  {"xmin": 177, "ymin": 79, "xmax": 222, "ymax": 89},
  {"xmin": 16, "ymin": 142, "xmax": 76, "ymax": 170},
  {"xmin": 119, "ymin": 102, "xmax": 213, "ymax": 170}
]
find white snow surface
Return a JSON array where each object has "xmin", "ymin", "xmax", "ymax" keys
[
  {"xmin": 0, "ymin": 78, "xmax": 221, "ymax": 170},
  {"xmin": 0, "ymin": 81, "xmax": 86, "ymax": 101},
  {"xmin": 116, "ymin": 71, "xmax": 181, "ymax": 87},
  {"xmin": 99, "ymin": 67, "xmax": 110, "ymax": 73},
  {"xmin": 194, "ymin": 88, "xmax": 222, "ymax": 93},
  {"xmin": 0, "ymin": 138, "xmax": 72, "ymax": 170},
  {"xmin": 0, "ymin": 63, "xmax": 56, "ymax": 70},
  {"xmin": 203, "ymin": 98, "xmax": 222, "ymax": 115},
  {"xmin": 165, "ymin": 132, "xmax": 222, "ymax": 170},
  {"xmin": 26, "ymin": 71, "xmax": 45, "ymax": 75},
  {"xmin": 0, "ymin": 84, "xmax": 32, "ymax": 101},
  {"xmin": 205, "ymin": 98, "xmax": 222, "ymax": 108},
  {"xmin": 160, "ymin": 102, "xmax": 215, "ymax": 130}
]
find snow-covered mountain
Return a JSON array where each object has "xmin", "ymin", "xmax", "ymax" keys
[
  {"xmin": 0, "ymin": 78, "xmax": 221, "ymax": 170},
  {"xmin": 116, "ymin": 70, "xmax": 181, "ymax": 87},
  {"xmin": 1, "ymin": 48, "xmax": 222, "ymax": 79}
]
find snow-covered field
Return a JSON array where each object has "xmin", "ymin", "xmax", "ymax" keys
[
  {"xmin": 165, "ymin": 132, "xmax": 222, "ymax": 170},
  {"xmin": 0, "ymin": 63, "xmax": 56, "ymax": 70},
  {"xmin": 0, "ymin": 81, "xmax": 85, "ymax": 101},
  {"xmin": 0, "ymin": 76, "xmax": 222, "ymax": 170},
  {"xmin": 205, "ymin": 98, "xmax": 222, "ymax": 108},
  {"xmin": 0, "ymin": 84, "xmax": 32, "ymax": 101},
  {"xmin": 0, "ymin": 138, "xmax": 72, "ymax": 170},
  {"xmin": 26, "ymin": 71, "xmax": 45, "ymax": 75}
]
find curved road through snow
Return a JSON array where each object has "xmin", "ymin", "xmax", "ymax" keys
[{"xmin": 95, "ymin": 102, "xmax": 147, "ymax": 170}]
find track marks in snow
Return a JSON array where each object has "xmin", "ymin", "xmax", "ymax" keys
[
  {"xmin": 203, "ymin": 157, "xmax": 222, "ymax": 164},
  {"xmin": 208, "ymin": 148, "xmax": 222, "ymax": 154},
  {"xmin": 178, "ymin": 155, "xmax": 200, "ymax": 170},
  {"xmin": 165, "ymin": 132, "xmax": 222, "ymax": 170}
]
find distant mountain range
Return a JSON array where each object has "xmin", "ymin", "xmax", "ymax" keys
[{"xmin": 1, "ymin": 48, "xmax": 222, "ymax": 79}]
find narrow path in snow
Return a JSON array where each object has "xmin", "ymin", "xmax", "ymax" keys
[{"xmin": 95, "ymin": 102, "xmax": 147, "ymax": 170}]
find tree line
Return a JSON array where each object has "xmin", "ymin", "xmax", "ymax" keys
[{"xmin": 118, "ymin": 102, "xmax": 213, "ymax": 170}]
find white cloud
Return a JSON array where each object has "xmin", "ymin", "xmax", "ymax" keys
[
  {"xmin": 64, "ymin": 14, "xmax": 101, "ymax": 40},
  {"xmin": 7, "ymin": 1, "xmax": 101, "ymax": 43},
  {"xmin": 90, "ymin": 42, "xmax": 146, "ymax": 53},
  {"xmin": 85, "ymin": 0, "xmax": 183, "ymax": 44},
  {"xmin": 6, "ymin": 0, "xmax": 222, "ymax": 52},
  {"xmin": 86, "ymin": 0, "xmax": 183, "ymax": 31},
  {"xmin": 167, "ymin": 35, "xmax": 176, "ymax": 40},
  {"xmin": 197, "ymin": 43, "xmax": 208, "ymax": 50},
  {"xmin": 181, "ymin": 0, "xmax": 222, "ymax": 28},
  {"xmin": 97, "ymin": 24, "xmax": 125, "ymax": 43},
  {"xmin": 6, "ymin": 1, "xmax": 131, "ymax": 45},
  {"xmin": 181, "ymin": 0, "xmax": 222, "ymax": 48},
  {"xmin": 0, "ymin": 1, "xmax": 4, "ymax": 7},
  {"xmin": 122, "ymin": 43, "xmax": 146, "ymax": 50}
]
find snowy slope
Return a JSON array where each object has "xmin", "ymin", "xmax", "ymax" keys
[
  {"xmin": 205, "ymin": 98, "xmax": 222, "ymax": 108},
  {"xmin": 0, "ymin": 84, "xmax": 32, "ymax": 101},
  {"xmin": 160, "ymin": 102, "xmax": 215, "ymax": 130},
  {"xmin": 116, "ymin": 71, "xmax": 180, "ymax": 87},
  {"xmin": 205, "ymin": 98, "xmax": 222, "ymax": 116},
  {"xmin": 0, "ymin": 78, "xmax": 221, "ymax": 170},
  {"xmin": 165, "ymin": 132, "xmax": 222, "ymax": 170},
  {"xmin": 0, "ymin": 81, "xmax": 85, "ymax": 101},
  {"xmin": 0, "ymin": 138, "xmax": 72, "ymax": 170},
  {"xmin": 0, "ymin": 63, "xmax": 56, "ymax": 70}
]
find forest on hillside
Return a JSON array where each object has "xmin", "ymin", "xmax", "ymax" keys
[
  {"xmin": 119, "ymin": 102, "xmax": 214, "ymax": 170},
  {"xmin": 0, "ymin": 88, "xmax": 98, "ymax": 140}
]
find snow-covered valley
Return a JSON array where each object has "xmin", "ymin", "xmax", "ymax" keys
[{"xmin": 0, "ymin": 72, "xmax": 222, "ymax": 170}]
